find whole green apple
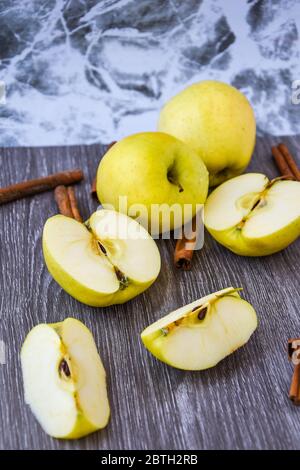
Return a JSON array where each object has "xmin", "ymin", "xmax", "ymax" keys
[
  {"xmin": 97, "ymin": 132, "xmax": 209, "ymax": 235},
  {"xmin": 204, "ymin": 173, "xmax": 300, "ymax": 256},
  {"xmin": 158, "ymin": 80, "xmax": 256, "ymax": 186}
]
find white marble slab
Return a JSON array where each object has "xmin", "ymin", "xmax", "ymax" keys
[{"xmin": 0, "ymin": 0, "xmax": 299, "ymax": 146}]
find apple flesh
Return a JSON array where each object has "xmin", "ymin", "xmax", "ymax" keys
[
  {"xmin": 141, "ymin": 288, "xmax": 257, "ymax": 370},
  {"xmin": 204, "ymin": 173, "xmax": 300, "ymax": 256},
  {"xmin": 96, "ymin": 132, "xmax": 209, "ymax": 235},
  {"xmin": 158, "ymin": 80, "xmax": 256, "ymax": 186},
  {"xmin": 21, "ymin": 318, "xmax": 110, "ymax": 439},
  {"xmin": 43, "ymin": 210, "xmax": 161, "ymax": 307}
]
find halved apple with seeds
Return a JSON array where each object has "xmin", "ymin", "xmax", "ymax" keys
[
  {"xmin": 21, "ymin": 318, "xmax": 110, "ymax": 439},
  {"xmin": 43, "ymin": 210, "xmax": 161, "ymax": 307},
  {"xmin": 141, "ymin": 288, "xmax": 257, "ymax": 370},
  {"xmin": 204, "ymin": 173, "xmax": 300, "ymax": 256}
]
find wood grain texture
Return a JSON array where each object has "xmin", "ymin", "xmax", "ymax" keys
[{"xmin": 0, "ymin": 136, "xmax": 299, "ymax": 450}]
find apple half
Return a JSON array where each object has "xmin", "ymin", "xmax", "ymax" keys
[
  {"xmin": 141, "ymin": 288, "xmax": 257, "ymax": 370},
  {"xmin": 204, "ymin": 173, "xmax": 300, "ymax": 256},
  {"xmin": 43, "ymin": 210, "xmax": 161, "ymax": 307},
  {"xmin": 21, "ymin": 318, "xmax": 110, "ymax": 439}
]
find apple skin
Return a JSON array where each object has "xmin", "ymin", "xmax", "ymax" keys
[
  {"xmin": 206, "ymin": 218, "xmax": 300, "ymax": 257},
  {"xmin": 96, "ymin": 132, "xmax": 209, "ymax": 235},
  {"xmin": 62, "ymin": 414, "xmax": 101, "ymax": 440},
  {"xmin": 158, "ymin": 80, "xmax": 256, "ymax": 187},
  {"xmin": 43, "ymin": 214, "xmax": 160, "ymax": 307}
]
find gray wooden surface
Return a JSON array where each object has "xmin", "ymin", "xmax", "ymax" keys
[{"xmin": 0, "ymin": 136, "xmax": 299, "ymax": 450}]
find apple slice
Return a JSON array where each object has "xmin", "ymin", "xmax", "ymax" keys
[
  {"xmin": 21, "ymin": 318, "xmax": 110, "ymax": 439},
  {"xmin": 141, "ymin": 288, "xmax": 257, "ymax": 370},
  {"xmin": 204, "ymin": 173, "xmax": 300, "ymax": 256},
  {"xmin": 43, "ymin": 209, "xmax": 161, "ymax": 307}
]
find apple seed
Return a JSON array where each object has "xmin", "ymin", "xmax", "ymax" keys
[
  {"xmin": 98, "ymin": 242, "xmax": 107, "ymax": 255},
  {"xmin": 59, "ymin": 358, "xmax": 71, "ymax": 378},
  {"xmin": 197, "ymin": 307, "xmax": 207, "ymax": 321},
  {"xmin": 191, "ymin": 304, "xmax": 208, "ymax": 320}
]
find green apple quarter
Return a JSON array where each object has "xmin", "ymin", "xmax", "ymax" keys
[
  {"xmin": 141, "ymin": 287, "xmax": 257, "ymax": 370},
  {"xmin": 204, "ymin": 173, "xmax": 300, "ymax": 256},
  {"xmin": 158, "ymin": 80, "xmax": 256, "ymax": 187},
  {"xmin": 43, "ymin": 209, "xmax": 161, "ymax": 307},
  {"xmin": 21, "ymin": 318, "xmax": 110, "ymax": 439},
  {"xmin": 96, "ymin": 132, "xmax": 209, "ymax": 235}
]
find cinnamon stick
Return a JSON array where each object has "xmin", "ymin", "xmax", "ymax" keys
[
  {"xmin": 54, "ymin": 186, "xmax": 74, "ymax": 218},
  {"xmin": 91, "ymin": 177, "xmax": 97, "ymax": 197},
  {"xmin": 0, "ymin": 169, "xmax": 83, "ymax": 205},
  {"xmin": 67, "ymin": 186, "xmax": 82, "ymax": 222},
  {"xmin": 91, "ymin": 141, "xmax": 117, "ymax": 197},
  {"xmin": 287, "ymin": 338, "xmax": 300, "ymax": 405},
  {"xmin": 174, "ymin": 217, "xmax": 197, "ymax": 270},
  {"xmin": 289, "ymin": 364, "xmax": 300, "ymax": 405},
  {"xmin": 277, "ymin": 143, "xmax": 300, "ymax": 181},
  {"xmin": 55, "ymin": 185, "xmax": 82, "ymax": 221},
  {"xmin": 271, "ymin": 146, "xmax": 295, "ymax": 179}
]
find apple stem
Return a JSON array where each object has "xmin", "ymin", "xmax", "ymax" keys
[
  {"xmin": 268, "ymin": 175, "xmax": 295, "ymax": 187},
  {"xmin": 84, "ymin": 220, "xmax": 91, "ymax": 231},
  {"xmin": 167, "ymin": 173, "xmax": 184, "ymax": 193},
  {"xmin": 114, "ymin": 267, "xmax": 129, "ymax": 290}
]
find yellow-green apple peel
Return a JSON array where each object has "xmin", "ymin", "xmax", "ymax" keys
[
  {"xmin": 158, "ymin": 80, "xmax": 256, "ymax": 186},
  {"xmin": 96, "ymin": 132, "xmax": 209, "ymax": 235}
]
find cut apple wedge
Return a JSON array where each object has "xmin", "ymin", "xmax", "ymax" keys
[
  {"xmin": 141, "ymin": 288, "xmax": 257, "ymax": 370},
  {"xmin": 21, "ymin": 318, "xmax": 110, "ymax": 439},
  {"xmin": 43, "ymin": 210, "xmax": 161, "ymax": 307},
  {"xmin": 204, "ymin": 173, "xmax": 300, "ymax": 256}
]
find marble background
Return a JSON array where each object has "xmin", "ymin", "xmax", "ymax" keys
[{"xmin": 0, "ymin": 0, "xmax": 299, "ymax": 146}]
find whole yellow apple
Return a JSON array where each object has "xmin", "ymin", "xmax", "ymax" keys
[
  {"xmin": 158, "ymin": 80, "xmax": 256, "ymax": 186},
  {"xmin": 97, "ymin": 132, "xmax": 209, "ymax": 235}
]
